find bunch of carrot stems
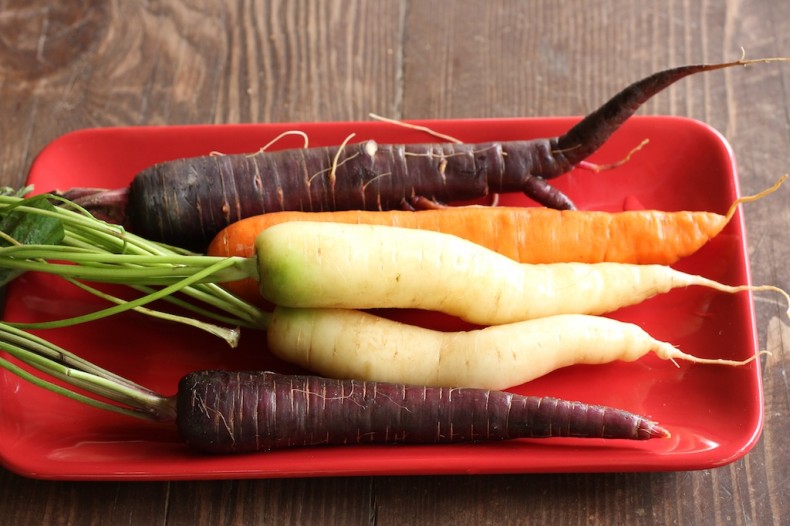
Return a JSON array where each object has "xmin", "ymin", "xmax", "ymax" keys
[
  {"xmin": 0, "ymin": 190, "xmax": 271, "ymax": 346},
  {"xmin": 0, "ymin": 321, "xmax": 175, "ymax": 421}
]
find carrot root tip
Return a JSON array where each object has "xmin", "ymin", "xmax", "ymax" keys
[
  {"xmin": 725, "ymin": 174, "xmax": 787, "ymax": 222},
  {"xmin": 665, "ymin": 348, "xmax": 770, "ymax": 367},
  {"xmin": 576, "ymin": 138, "xmax": 650, "ymax": 173},
  {"xmin": 638, "ymin": 420, "xmax": 672, "ymax": 440}
]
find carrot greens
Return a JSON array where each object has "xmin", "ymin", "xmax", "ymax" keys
[
  {"xmin": 0, "ymin": 322, "xmax": 175, "ymax": 421},
  {"xmin": 0, "ymin": 189, "xmax": 64, "ymax": 287},
  {"xmin": 0, "ymin": 191, "xmax": 270, "ymax": 346}
]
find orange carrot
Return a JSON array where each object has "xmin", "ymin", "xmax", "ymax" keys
[
  {"xmin": 210, "ymin": 206, "xmax": 721, "ymax": 263},
  {"xmin": 207, "ymin": 179, "xmax": 782, "ymax": 305}
]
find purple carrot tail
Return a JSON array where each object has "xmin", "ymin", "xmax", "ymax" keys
[
  {"xmin": 56, "ymin": 187, "xmax": 130, "ymax": 227},
  {"xmin": 638, "ymin": 419, "xmax": 671, "ymax": 440},
  {"xmin": 555, "ymin": 59, "xmax": 755, "ymax": 165}
]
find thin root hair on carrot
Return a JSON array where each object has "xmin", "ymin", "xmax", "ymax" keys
[
  {"xmin": 328, "ymin": 133, "xmax": 357, "ymax": 188},
  {"xmin": 693, "ymin": 280, "xmax": 790, "ymax": 320},
  {"xmin": 576, "ymin": 138, "xmax": 650, "ymax": 173},
  {"xmin": 256, "ymin": 130, "xmax": 311, "ymax": 154},
  {"xmin": 308, "ymin": 135, "xmax": 361, "ymax": 187},
  {"xmin": 368, "ymin": 113, "xmax": 464, "ymax": 144},
  {"xmin": 208, "ymin": 131, "xmax": 312, "ymax": 158},
  {"xmin": 724, "ymin": 174, "xmax": 787, "ymax": 222},
  {"xmin": 732, "ymin": 49, "xmax": 790, "ymax": 66},
  {"xmin": 400, "ymin": 144, "xmax": 502, "ymax": 163},
  {"xmin": 361, "ymin": 172, "xmax": 392, "ymax": 192},
  {"xmin": 664, "ymin": 348, "xmax": 771, "ymax": 368},
  {"xmin": 750, "ymin": 285, "xmax": 790, "ymax": 319},
  {"xmin": 708, "ymin": 54, "xmax": 790, "ymax": 71}
]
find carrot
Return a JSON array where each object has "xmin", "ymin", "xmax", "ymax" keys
[
  {"xmin": 252, "ymin": 221, "xmax": 788, "ymax": 325},
  {"xmin": 0, "ymin": 324, "xmax": 670, "ymax": 455},
  {"xmin": 60, "ymin": 57, "xmax": 790, "ymax": 251},
  {"xmin": 176, "ymin": 370, "xmax": 671, "ymax": 454},
  {"xmin": 210, "ymin": 207, "xmax": 729, "ymax": 266},
  {"xmin": 265, "ymin": 308, "xmax": 760, "ymax": 390},
  {"xmin": 208, "ymin": 179, "xmax": 784, "ymax": 305}
]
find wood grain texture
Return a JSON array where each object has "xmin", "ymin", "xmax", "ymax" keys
[{"xmin": 1, "ymin": 0, "xmax": 788, "ymax": 525}]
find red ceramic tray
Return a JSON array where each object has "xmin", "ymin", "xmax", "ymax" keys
[{"xmin": 0, "ymin": 116, "xmax": 763, "ymax": 480}]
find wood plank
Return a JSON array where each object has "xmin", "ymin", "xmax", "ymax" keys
[
  {"xmin": 165, "ymin": 478, "xmax": 373, "ymax": 525},
  {"xmin": 0, "ymin": 473, "xmax": 169, "ymax": 525}
]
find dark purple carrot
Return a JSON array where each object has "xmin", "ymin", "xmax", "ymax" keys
[
  {"xmin": 176, "ymin": 370, "xmax": 669, "ymax": 454},
  {"xmin": 61, "ymin": 57, "xmax": 787, "ymax": 251}
]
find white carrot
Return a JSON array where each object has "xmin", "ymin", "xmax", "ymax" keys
[
  {"xmin": 255, "ymin": 221, "xmax": 788, "ymax": 325},
  {"xmin": 266, "ymin": 307, "xmax": 758, "ymax": 390}
]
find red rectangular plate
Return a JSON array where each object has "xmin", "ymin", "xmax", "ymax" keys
[{"xmin": 0, "ymin": 116, "xmax": 763, "ymax": 479}]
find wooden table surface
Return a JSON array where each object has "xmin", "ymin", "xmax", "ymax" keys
[{"xmin": 1, "ymin": 1, "xmax": 788, "ymax": 524}]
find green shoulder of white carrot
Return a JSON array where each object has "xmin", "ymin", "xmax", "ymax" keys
[{"xmin": 255, "ymin": 221, "xmax": 790, "ymax": 325}]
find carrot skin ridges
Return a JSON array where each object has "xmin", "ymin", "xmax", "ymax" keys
[{"xmin": 176, "ymin": 371, "xmax": 669, "ymax": 454}]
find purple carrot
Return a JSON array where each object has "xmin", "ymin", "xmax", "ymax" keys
[
  {"xmin": 176, "ymin": 370, "xmax": 669, "ymax": 454},
  {"xmin": 61, "ymin": 57, "xmax": 786, "ymax": 251}
]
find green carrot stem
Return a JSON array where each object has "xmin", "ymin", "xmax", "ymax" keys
[
  {"xmin": 0, "ymin": 323, "xmax": 142, "ymax": 390},
  {"xmin": 66, "ymin": 279, "xmax": 244, "ymax": 345},
  {"xmin": 8, "ymin": 257, "xmax": 270, "ymax": 335},
  {"xmin": 0, "ymin": 356, "xmax": 159, "ymax": 420},
  {"xmin": 0, "ymin": 246, "xmax": 254, "ymax": 283},
  {"xmin": 0, "ymin": 325, "xmax": 176, "ymax": 421},
  {"xmin": 12, "ymin": 234, "xmax": 267, "ymax": 328},
  {"xmin": 131, "ymin": 283, "xmax": 270, "ymax": 328}
]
